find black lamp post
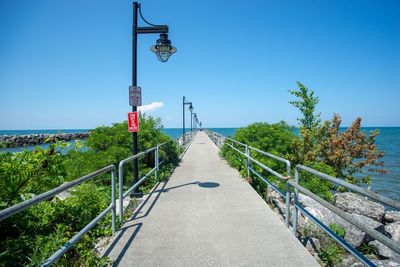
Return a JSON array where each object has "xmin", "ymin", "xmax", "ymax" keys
[
  {"xmin": 182, "ymin": 96, "xmax": 193, "ymax": 143},
  {"xmin": 193, "ymin": 113, "xmax": 197, "ymax": 131},
  {"xmin": 131, "ymin": 2, "xmax": 176, "ymax": 195},
  {"xmin": 189, "ymin": 104, "xmax": 194, "ymax": 132}
]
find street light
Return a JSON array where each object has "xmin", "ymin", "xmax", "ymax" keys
[
  {"xmin": 150, "ymin": 33, "xmax": 177, "ymax": 62},
  {"xmin": 193, "ymin": 113, "xmax": 197, "ymax": 131},
  {"xmin": 189, "ymin": 104, "xmax": 194, "ymax": 132},
  {"xmin": 182, "ymin": 96, "xmax": 192, "ymax": 142},
  {"xmin": 131, "ymin": 2, "xmax": 176, "ymax": 196}
]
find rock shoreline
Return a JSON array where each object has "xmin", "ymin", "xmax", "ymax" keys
[
  {"xmin": 266, "ymin": 188, "xmax": 400, "ymax": 266},
  {"xmin": 0, "ymin": 133, "xmax": 89, "ymax": 148}
]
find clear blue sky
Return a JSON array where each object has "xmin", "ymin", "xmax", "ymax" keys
[{"xmin": 1, "ymin": 0, "xmax": 399, "ymax": 129}]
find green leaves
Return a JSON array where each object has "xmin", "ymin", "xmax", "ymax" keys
[
  {"xmin": 289, "ymin": 82, "xmax": 321, "ymax": 131},
  {"xmin": 0, "ymin": 115, "xmax": 180, "ymax": 266},
  {"xmin": 0, "ymin": 145, "xmax": 66, "ymax": 208},
  {"xmin": 289, "ymin": 82, "xmax": 386, "ymax": 187},
  {"xmin": 221, "ymin": 122, "xmax": 296, "ymax": 193}
]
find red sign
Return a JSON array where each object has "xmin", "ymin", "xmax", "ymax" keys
[{"xmin": 128, "ymin": 112, "xmax": 139, "ymax": 132}]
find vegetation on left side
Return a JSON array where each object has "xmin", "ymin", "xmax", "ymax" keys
[{"xmin": 0, "ymin": 114, "xmax": 179, "ymax": 266}]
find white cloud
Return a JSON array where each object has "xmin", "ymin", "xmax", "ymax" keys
[{"xmin": 138, "ymin": 102, "xmax": 164, "ymax": 113}]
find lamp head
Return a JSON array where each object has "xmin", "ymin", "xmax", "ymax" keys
[{"xmin": 150, "ymin": 33, "xmax": 177, "ymax": 62}]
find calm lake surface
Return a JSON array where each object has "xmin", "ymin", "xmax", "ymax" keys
[{"xmin": 1, "ymin": 127, "xmax": 399, "ymax": 201}]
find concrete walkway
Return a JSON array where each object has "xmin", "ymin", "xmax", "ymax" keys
[{"xmin": 103, "ymin": 132, "xmax": 319, "ymax": 266}]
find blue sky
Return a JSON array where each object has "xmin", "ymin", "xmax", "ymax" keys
[{"xmin": 0, "ymin": 0, "xmax": 399, "ymax": 129}]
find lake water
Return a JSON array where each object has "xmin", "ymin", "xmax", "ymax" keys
[{"xmin": 1, "ymin": 127, "xmax": 399, "ymax": 202}]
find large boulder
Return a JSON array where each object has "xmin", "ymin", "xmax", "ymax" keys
[
  {"xmin": 369, "ymin": 222, "xmax": 400, "ymax": 263},
  {"xmin": 345, "ymin": 213, "xmax": 385, "ymax": 245},
  {"xmin": 334, "ymin": 192, "xmax": 385, "ymax": 222},
  {"xmin": 298, "ymin": 194, "xmax": 385, "ymax": 247}
]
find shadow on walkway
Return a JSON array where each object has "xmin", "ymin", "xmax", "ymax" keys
[
  {"xmin": 102, "ymin": 180, "xmax": 168, "ymax": 259},
  {"xmin": 102, "ymin": 179, "xmax": 220, "ymax": 262}
]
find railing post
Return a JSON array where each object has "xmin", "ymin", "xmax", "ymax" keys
[
  {"xmin": 119, "ymin": 162, "xmax": 124, "ymax": 224},
  {"xmin": 285, "ymin": 182, "xmax": 291, "ymax": 227},
  {"xmin": 286, "ymin": 161, "xmax": 291, "ymax": 179},
  {"xmin": 245, "ymin": 145, "xmax": 250, "ymax": 177},
  {"xmin": 292, "ymin": 168, "xmax": 299, "ymax": 235},
  {"xmin": 111, "ymin": 167, "xmax": 116, "ymax": 234},
  {"xmin": 156, "ymin": 145, "xmax": 159, "ymax": 181}
]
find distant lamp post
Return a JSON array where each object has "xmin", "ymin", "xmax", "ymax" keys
[
  {"xmin": 193, "ymin": 113, "xmax": 197, "ymax": 130},
  {"xmin": 130, "ymin": 2, "xmax": 176, "ymax": 195},
  {"xmin": 150, "ymin": 33, "xmax": 177, "ymax": 62},
  {"xmin": 182, "ymin": 96, "xmax": 193, "ymax": 142},
  {"xmin": 189, "ymin": 104, "xmax": 194, "ymax": 132}
]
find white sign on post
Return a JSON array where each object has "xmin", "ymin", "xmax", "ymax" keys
[{"xmin": 129, "ymin": 86, "xmax": 142, "ymax": 106}]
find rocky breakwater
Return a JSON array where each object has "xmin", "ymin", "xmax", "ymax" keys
[
  {"xmin": 265, "ymin": 188, "xmax": 400, "ymax": 266},
  {"xmin": 0, "ymin": 132, "xmax": 89, "ymax": 148}
]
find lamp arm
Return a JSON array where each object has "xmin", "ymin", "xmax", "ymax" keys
[
  {"xmin": 137, "ymin": 26, "xmax": 168, "ymax": 34},
  {"xmin": 138, "ymin": 3, "xmax": 164, "ymax": 27}
]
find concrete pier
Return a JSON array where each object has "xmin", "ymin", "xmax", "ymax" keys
[{"xmin": 103, "ymin": 131, "xmax": 318, "ymax": 266}]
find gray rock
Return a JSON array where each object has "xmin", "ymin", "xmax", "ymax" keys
[
  {"xmin": 342, "ymin": 254, "xmax": 358, "ymax": 267},
  {"xmin": 115, "ymin": 197, "xmax": 134, "ymax": 216},
  {"xmin": 335, "ymin": 192, "xmax": 385, "ymax": 222},
  {"xmin": 302, "ymin": 237, "xmax": 322, "ymax": 263},
  {"xmin": 350, "ymin": 213, "xmax": 385, "ymax": 244},
  {"xmin": 94, "ymin": 236, "xmax": 111, "ymax": 257},
  {"xmin": 369, "ymin": 222, "xmax": 400, "ymax": 263},
  {"xmin": 385, "ymin": 211, "xmax": 400, "ymax": 223},
  {"xmin": 2, "ymin": 132, "xmax": 89, "ymax": 148},
  {"xmin": 371, "ymin": 260, "xmax": 400, "ymax": 267},
  {"xmin": 298, "ymin": 194, "xmax": 385, "ymax": 247},
  {"xmin": 304, "ymin": 236, "xmax": 321, "ymax": 252},
  {"xmin": 266, "ymin": 187, "xmax": 286, "ymax": 214},
  {"xmin": 52, "ymin": 184, "xmax": 73, "ymax": 201}
]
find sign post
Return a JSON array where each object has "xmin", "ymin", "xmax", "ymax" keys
[
  {"xmin": 129, "ymin": 86, "xmax": 142, "ymax": 107},
  {"xmin": 128, "ymin": 111, "xmax": 139, "ymax": 132}
]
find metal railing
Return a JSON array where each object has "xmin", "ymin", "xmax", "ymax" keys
[
  {"xmin": 177, "ymin": 130, "xmax": 197, "ymax": 159},
  {"xmin": 118, "ymin": 132, "xmax": 196, "ymax": 223},
  {"xmin": 208, "ymin": 131, "xmax": 290, "ymax": 195},
  {"xmin": 0, "ymin": 136, "xmax": 185, "ymax": 266},
  {"xmin": 208, "ymin": 131, "xmax": 400, "ymax": 267},
  {"xmin": 0, "ymin": 165, "xmax": 117, "ymax": 267},
  {"xmin": 118, "ymin": 140, "xmax": 182, "ymax": 223},
  {"xmin": 285, "ymin": 165, "xmax": 400, "ymax": 262}
]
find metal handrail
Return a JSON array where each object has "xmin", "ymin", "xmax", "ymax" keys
[
  {"xmin": 118, "ymin": 142, "xmax": 170, "ymax": 223},
  {"xmin": 207, "ymin": 131, "xmax": 290, "ymax": 179},
  {"xmin": 286, "ymin": 180, "xmax": 400, "ymax": 265},
  {"xmin": 285, "ymin": 180, "xmax": 375, "ymax": 266},
  {"xmin": 210, "ymin": 131, "xmax": 400, "ymax": 267},
  {"xmin": 248, "ymin": 146, "xmax": 291, "ymax": 178},
  {"xmin": 0, "ymin": 165, "xmax": 117, "ymax": 267},
  {"xmin": 177, "ymin": 130, "xmax": 197, "ymax": 159},
  {"xmin": 295, "ymin": 165, "xmax": 400, "ymax": 210}
]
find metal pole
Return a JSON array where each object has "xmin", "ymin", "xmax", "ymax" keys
[
  {"xmin": 183, "ymin": 96, "xmax": 185, "ymax": 143},
  {"xmin": 132, "ymin": 2, "xmax": 140, "ymax": 195},
  {"xmin": 245, "ymin": 145, "xmax": 250, "ymax": 177},
  {"xmin": 111, "ymin": 168, "xmax": 116, "ymax": 234},
  {"xmin": 155, "ymin": 147, "xmax": 158, "ymax": 181},
  {"xmin": 190, "ymin": 110, "xmax": 193, "ymax": 132},
  {"xmin": 292, "ymin": 168, "xmax": 299, "ymax": 234},
  {"xmin": 285, "ymin": 182, "xmax": 291, "ymax": 227}
]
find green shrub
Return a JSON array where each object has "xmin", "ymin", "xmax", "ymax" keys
[
  {"xmin": 221, "ymin": 121, "xmax": 296, "ymax": 194},
  {"xmin": 0, "ymin": 115, "xmax": 179, "ymax": 266}
]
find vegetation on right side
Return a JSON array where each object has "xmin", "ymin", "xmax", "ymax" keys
[
  {"xmin": 220, "ymin": 82, "xmax": 388, "ymax": 266},
  {"xmin": 222, "ymin": 81, "xmax": 387, "ymax": 200}
]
